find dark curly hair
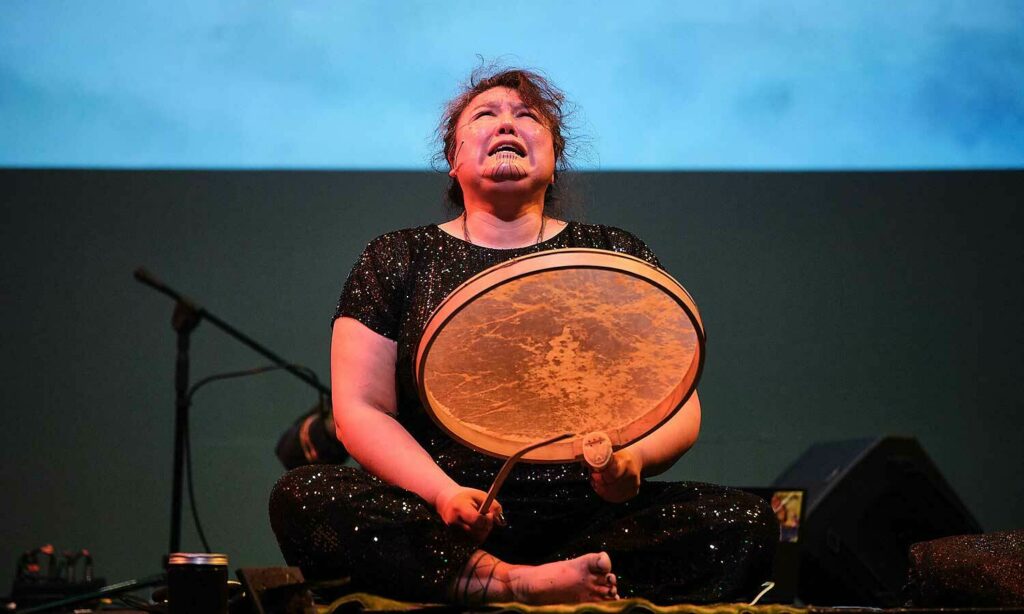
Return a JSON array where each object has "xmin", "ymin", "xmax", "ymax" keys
[{"xmin": 434, "ymin": 65, "xmax": 579, "ymax": 215}]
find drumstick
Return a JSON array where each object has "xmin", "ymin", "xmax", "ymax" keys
[{"xmin": 478, "ymin": 432, "xmax": 573, "ymax": 515}]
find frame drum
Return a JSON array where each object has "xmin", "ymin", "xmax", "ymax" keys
[{"xmin": 415, "ymin": 248, "xmax": 705, "ymax": 463}]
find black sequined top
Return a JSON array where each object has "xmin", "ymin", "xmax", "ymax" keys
[{"xmin": 333, "ymin": 222, "xmax": 662, "ymax": 492}]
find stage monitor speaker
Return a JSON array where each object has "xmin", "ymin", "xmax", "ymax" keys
[{"xmin": 773, "ymin": 436, "xmax": 981, "ymax": 607}]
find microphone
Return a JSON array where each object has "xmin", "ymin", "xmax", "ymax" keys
[{"xmin": 133, "ymin": 267, "xmax": 202, "ymax": 313}]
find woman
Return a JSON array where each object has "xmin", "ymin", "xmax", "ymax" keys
[{"xmin": 270, "ymin": 67, "xmax": 777, "ymax": 605}]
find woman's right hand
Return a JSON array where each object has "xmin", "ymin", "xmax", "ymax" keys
[{"xmin": 434, "ymin": 485, "xmax": 504, "ymax": 544}]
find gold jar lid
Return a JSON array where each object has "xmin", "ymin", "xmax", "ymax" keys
[{"xmin": 167, "ymin": 552, "xmax": 229, "ymax": 566}]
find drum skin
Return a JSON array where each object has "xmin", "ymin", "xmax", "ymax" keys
[{"xmin": 415, "ymin": 248, "xmax": 705, "ymax": 462}]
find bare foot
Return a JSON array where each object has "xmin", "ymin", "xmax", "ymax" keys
[
  {"xmin": 507, "ymin": 552, "xmax": 618, "ymax": 604},
  {"xmin": 451, "ymin": 551, "xmax": 618, "ymax": 605}
]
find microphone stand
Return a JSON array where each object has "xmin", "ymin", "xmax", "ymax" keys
[{"xmin": 133, "ymin": 267, "xmax": 330, "ymax": 557}]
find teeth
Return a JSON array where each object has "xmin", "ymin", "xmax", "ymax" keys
[{"xmin": 492, "ymin": 145, "xmax": 524, "ymax": 156}]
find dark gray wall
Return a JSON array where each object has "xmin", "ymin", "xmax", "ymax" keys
[{"xmin": 2, "ymin": 169, "xmax": 1021, "ymax": 592}]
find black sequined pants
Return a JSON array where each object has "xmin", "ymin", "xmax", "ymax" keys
[{"xmin": 269, "ymin": 465, "xmax": 778, "ymax": 604}]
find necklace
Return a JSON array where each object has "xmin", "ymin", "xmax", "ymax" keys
[{"xmin": 462, "ymin": 211, "xmax": 546, "ymax": 247}]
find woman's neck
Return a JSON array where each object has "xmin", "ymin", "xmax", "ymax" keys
[{"xmin": 459, "ymin": 207, "xmax": 546, "ymax": 249}]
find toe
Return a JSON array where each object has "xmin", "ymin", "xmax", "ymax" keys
[
  {"xmin": 606, "ymin": 573, "xmax": 617, "ymax": 587},
  {"xmin": 601, "ymin": 584, "xmax": 618, "ymax": 601},
  {"xmin": 591, "ymin": 552, "xmax": 612, "ymax": 574}
]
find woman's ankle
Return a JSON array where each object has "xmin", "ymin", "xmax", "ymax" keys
[{"xmin": 449, "ymin": 550, "xmax": 513, "ymax": 605}]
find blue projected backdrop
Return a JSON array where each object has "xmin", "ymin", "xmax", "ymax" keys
[{"xmin": 0, "ymin": 1, "xmax": 1022, "ymax": 169}]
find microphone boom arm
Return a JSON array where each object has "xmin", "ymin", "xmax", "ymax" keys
[{"xmin": 134, "ymin": 267, "xmax": 329, "ymax": 395}]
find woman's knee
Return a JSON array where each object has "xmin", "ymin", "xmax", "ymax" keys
[
  {"xmin": 732, "ymin": 488, "xmax": 780, "ymax": 544},
  {"xmin": 268, "ymin": 465, "xmax": 383, "ymax": 579},
  {"xmin": 644, "ymin": 482, "xmax": 779, "ymax": 564},
  {"xmin": 271, "ymin": 465, "xmax": 361, "ymax": 517},
  {"xmin": 268, "ymin": 465, "xmax": 378, "ymax": 549}
]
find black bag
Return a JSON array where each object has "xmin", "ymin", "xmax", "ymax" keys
[{"xmin": 275, "ymin": 399, "xmax": 349, "ymax": 469}]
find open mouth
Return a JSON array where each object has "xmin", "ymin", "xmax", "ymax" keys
[{"xmin": 489, "ymin": 143, "xmax": 527, "ymax": 157}]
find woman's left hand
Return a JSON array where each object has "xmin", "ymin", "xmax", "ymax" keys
[{"xmin": 589, "ymin": 449, "xmax": 642, "ymax": 503}]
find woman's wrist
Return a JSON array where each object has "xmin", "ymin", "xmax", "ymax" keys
[
  {"xmin": 432, "ymin": 482, "xmax": 465, "ymax": 512},
  {"xmin": 622, "ymin": 445, "xmax": 646, "ymax": 476}
]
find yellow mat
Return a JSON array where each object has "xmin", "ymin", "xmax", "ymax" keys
[{"xmin": 320, "ymin": 592, "xmax": 808, "ymax": 614}]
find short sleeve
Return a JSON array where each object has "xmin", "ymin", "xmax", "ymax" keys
[
  {"xmin": 598, "ymin": 225, "xmax": 663, "ymax": 269},
  {"xmin": 332, "ymin": 232, "xmax": 411, "ymax": 340}
]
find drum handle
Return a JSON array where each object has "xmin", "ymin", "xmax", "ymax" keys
[
  {"xmin": 478, "ymin": 432, "xmax": 573, "ymax": 515},
  {"xmin": 577, "ymin": 432, "xmax": 614, "ymax": 471}
]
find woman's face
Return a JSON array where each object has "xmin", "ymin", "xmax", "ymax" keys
[{"xmin": 449, "ymin": 87, "xmax": 556, "ymax": 202}]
